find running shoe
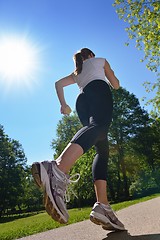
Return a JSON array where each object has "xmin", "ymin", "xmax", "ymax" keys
[
  {"xmin": 90, "ymin": 202, "xmax": 125, "ymax": 231},
  {"xmin": 31, "ymin": 160, "xmax": 70, "ymax": 224}
]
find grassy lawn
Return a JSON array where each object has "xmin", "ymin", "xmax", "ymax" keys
[{"xmin": 0, "ymin": 193, "xmax": 160, "ymax": 240}]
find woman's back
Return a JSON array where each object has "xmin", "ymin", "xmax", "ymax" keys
[{"xmin": 73, "ymin": 57, "xmax": 106, "ymax": 90}]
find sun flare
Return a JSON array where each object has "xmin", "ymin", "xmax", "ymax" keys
[{"xmin": 0, "ymin": 35, "xmax": 40, "ymax": 91}]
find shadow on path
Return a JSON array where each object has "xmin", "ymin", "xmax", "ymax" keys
[{"xmin": 102, "ymin": 231, "xmax": 160, "ymax": 240}]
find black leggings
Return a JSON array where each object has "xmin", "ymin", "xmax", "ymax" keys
[{"xmin": 71, "ymin": 80, "xmax": 113, "ymax": 181}]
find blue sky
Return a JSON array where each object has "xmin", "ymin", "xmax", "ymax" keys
[{"xmin": 0, "ymin": 0, "xmax": 156, "ymax": 165}]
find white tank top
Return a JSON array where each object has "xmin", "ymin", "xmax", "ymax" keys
[{"xmin": 72, "ymin": 57, "xmax": 107, "ymax": 90}]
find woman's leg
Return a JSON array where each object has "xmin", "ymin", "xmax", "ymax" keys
[
  {"xmin": 92, "ymin": 138, "xmax": 109, "ymax": 205},
  {"xmin": 56, "ymin": 143, "xmax": 83, "ymax": 174},
  {"xmin": 56, "ymin": 126, "xmax": 108, "ymax": 174},
  {"xmin": 94, "ymin": 180, "xmax": 109, "ymax": 205},
  {"xmin": 56, "ymin": 92, "xmax": 89, "ymax": 173},
  {"xmin": 90, "ymin": 138, "xmax": 125, "ymax": 231}
]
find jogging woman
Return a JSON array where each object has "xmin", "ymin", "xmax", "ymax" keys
[{"xmin": 32, "ymin": 48, "xmax": 125, "ymax": 231}]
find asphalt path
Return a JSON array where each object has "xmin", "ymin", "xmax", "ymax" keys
[{"xmin": 18, "ymin": 197, "xmax": 160, "ymax": 240}]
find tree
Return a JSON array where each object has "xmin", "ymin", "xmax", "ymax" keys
[
  {"xmin": 22, "ymin": 166, "xmax": 43, "ymax": 211},
  {"xmin": 0, "ymin": 125, "xmax": 27, "ymax": 216},
  {"xmin": 133, "ymin": 120, "xmax": 160, "ymax": 171},
  {"xmin": 130, "ymin": 119, "xmax": 160, "ymax": 196},
  {"xmin": 113, "ymin": 0, "xmax": 160, "ymax": 116},
  {"xmin": 108, "ymin": 87, "xmax": 150, "ymax": 200}
]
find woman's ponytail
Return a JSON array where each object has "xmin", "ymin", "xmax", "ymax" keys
[
  {"xmin": 73, "ymin": 48, "xmax": 95, "ymax": 75},
  {"xmin": 73, "ymin": 52, "xmax": 83, "ymax": 75}
]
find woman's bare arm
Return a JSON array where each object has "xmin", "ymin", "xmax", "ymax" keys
[
  {"xmin": 104, "ymin": 60, "xmax": 120, "ymax": 90},
  {"xmin": 55, "ymin": 74, "xmax": 75, "ymax": 114}
]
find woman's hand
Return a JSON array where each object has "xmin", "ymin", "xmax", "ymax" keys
[
  {"xmin": 55, "ymin": 74, "xmax": 75, "ymax": 115},
  {"xmin": 61, "ymin": 104, "xmax": 72, "ymax": 115}
]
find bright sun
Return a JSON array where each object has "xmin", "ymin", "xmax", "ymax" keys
[{"xmin": 0, "ymin": 35, "xmax": 39, "ymax": 91}]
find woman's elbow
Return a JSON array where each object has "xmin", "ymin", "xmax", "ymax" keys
[
  {"xmin": 55, "ymin": 80, "xmax": 59, "ymax": 86},
  {"xmin": 55, "ymin": 80, "xmax": 61, "ymax": 89},
  {"xmin": 114, "ymin": 81, "xmax": 120, "ymax": 90},
  {"xmin": 111, "ymin": 79, "xmax": 120, "ymax": 90}
]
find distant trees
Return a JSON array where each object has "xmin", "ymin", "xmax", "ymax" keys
[
  {"xmin": 108, "ymin": 88, "xmax": 150, "ymax": 200},
  {"xmin": 0, "ymin": 125, "xmax": 42, "ymax": 217},
  {"xmin": 22, "ymin": 167, "xmax": 43, "ymax": 211},
  {"xmin": 0, "ymin": 125, "xmax": 27, "ymax": 216},
  {"xmin": 130, "ymin": 119, "xmax": 160, "ymax": 196}
]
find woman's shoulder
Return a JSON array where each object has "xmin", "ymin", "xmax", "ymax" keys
[
  {"xmin": 91, "ymin": 57, "xmax": 106, "ymax": 65},
  {"xmin": 93, "ymin": 57, "xmax": 106, "ymax": 62},
  {"xmin": 95, "ymin": 57, "xmax": 105, "ymax": 60}
]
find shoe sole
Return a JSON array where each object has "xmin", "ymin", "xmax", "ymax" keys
[
  {"xmin": 44, "ymin": 190, "xmax": 65, "ymax": 223},
  {"xmin": 90, "ymin": 215, "xmax": 116, "ymax": 231},
  {"xmin": 31, "ymin": 163, "xmax": 42, "ymax": 188},
  {"xmin": 31, "ymin": 163, "xmax": 67, "ymax": 224},
  {"xmin": 90, "ymin": 212, "xmax": 125, "ymax": 231}
]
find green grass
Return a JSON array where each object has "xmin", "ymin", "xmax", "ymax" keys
[{"xmin": 0, "ymin": 193, "xmax": 160, "ymax": 240}]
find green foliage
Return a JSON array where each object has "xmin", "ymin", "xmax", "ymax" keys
[
  {"xmin": 113, "ymin": 0, "xmax": 160, "ymax": 72},
  {"xmin": 0, "ymin": 125, "xmax": 43, "ymax": 216},
  {"xmin": 110, "ymin": 87, "xmax": 149, "ymax": 141},
  {"xmin": 113, "ymin": 0, "xmax": 160, "ymax": 116},
  {"xmin": 129, "ymin": 169, "xmax": 160, "ymax": 197},
  {"xmin": 132, "ymin": 119, "xmax": 160, "ymax": 170},
  {"xmin": 0, "ymin": 125, "xmax": 27, "ymax": 216},
  {"xmin": 143, "ymin": 79, "xmax": 160, "ymax": 118},
  {"xmin": 108, "ymin": 87, "xmax": 150, "ymax": 200},
  {"xmin": 129, "ymin": 119, "xmax": 160, "ymax": 196},
  {"xmin": 22, "ymin": 167, "xmax": 43, "ymax": 211},
  {"xmin": 69, "ymin": 150, "xmax": 96, "ymax": 207}
]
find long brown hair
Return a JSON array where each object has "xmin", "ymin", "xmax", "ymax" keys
[{"xmin": 73, "ymin": 48, "xmax": 95, "ymax": 75}]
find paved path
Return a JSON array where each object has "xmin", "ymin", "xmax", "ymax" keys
[{"xmin": 18, "ymin": 197, "xmax": 160, "ymax": 240}]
